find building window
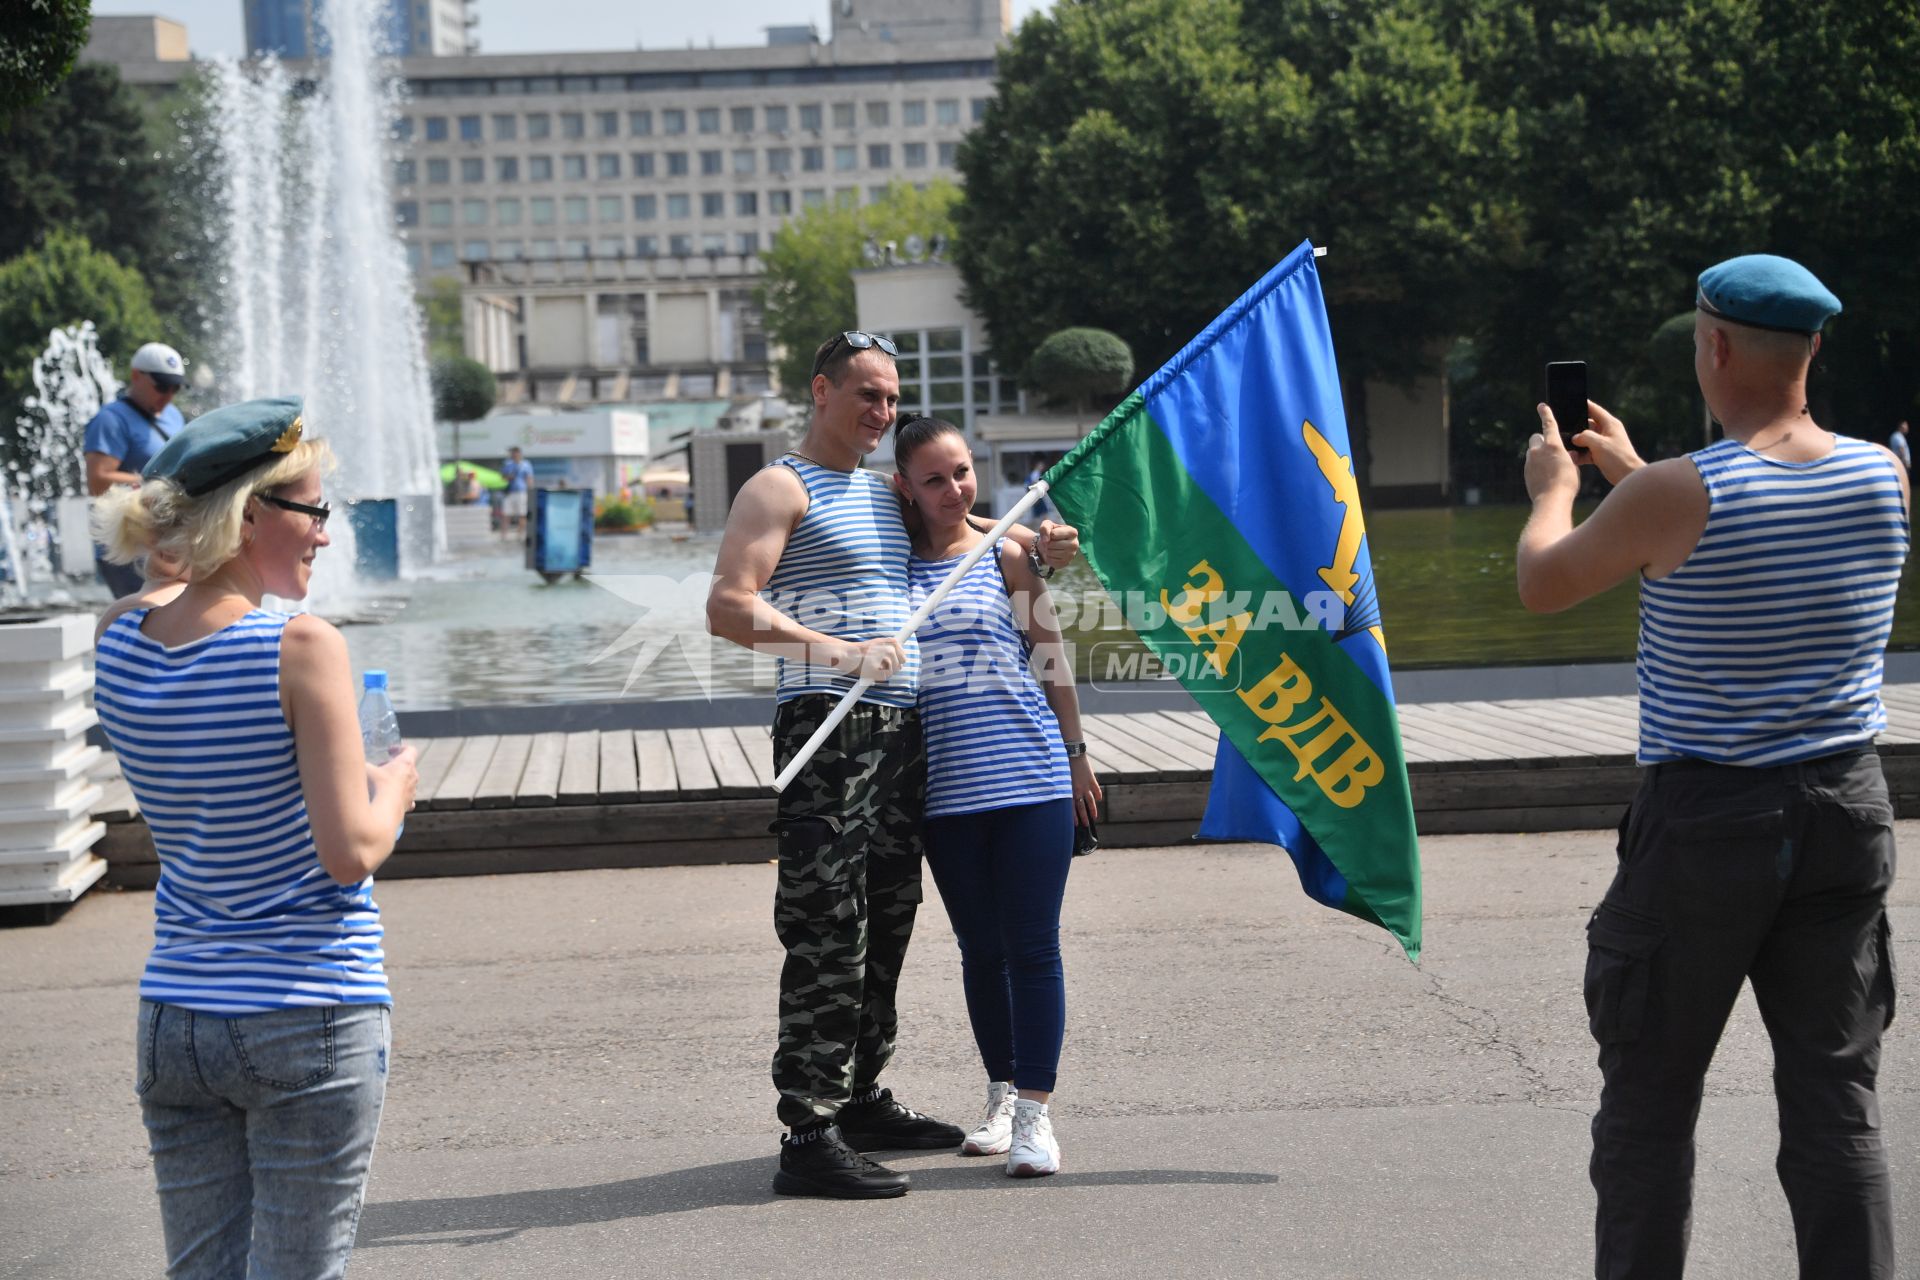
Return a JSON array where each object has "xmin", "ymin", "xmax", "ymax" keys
[
  {"xmin": 666, "ymin": 151, "xmax": 689, "ymax": 176},
  {"xmin": 904, "ymin": 142, "xmax": 926, "ymax": 168},
  {"xmin": 636, "ymin": 235, "xmax": 658, "ymax": 256},
  {"xmin": 462, "ymin": 198, "xmax": 487, "ymax": 225},
  {"xmin": 531, "ymin": 237, "xmax": 556, "ymax": 257},
  {"xmin": 669, "ymin": 234, "xmax": 693, "ymax": 256},
  {"xmin": 834, "ymin": 187, "xmax": 857, "ymax": 207},
  {"xmin": 663, "ymin": 108, "xmax": 685, "ymax": 135},
  {"xmin": 633, "ymin": 152, "xmax": 655, "ymax": 177},
  {"xmin": 867, "ymin": 185, "xmax": 889, "ymax": 203},
  {"xmin": 765, "ymin": 105, "xmax": 789, "ymax": 132},
  {"xmin": 802, "ymin": 146, "xmax": 823, "ymax": 172},
  {"xmin": 733, "ymin": 149, "xmax": 755, "ymax": 175},
  {"xmin": 430, "ymin": 241, "xmax": 455, "ymax": 268},
  {"xmin": 596, "ymin": 236, "xmax": 623, "ymax": 257},
  {"xmin": 597, "ymin": 153, "xmax": 621, "ymax": 179},
  {"xmin": 458, "ymin": 114, "xmax": 481, "ymax": 141},
  {"xmin": 528, "ymin": 113, "xmax": 551, "ymax": 139},
  {"xmin": 737, "ymin": 232, "xmax": 760, "ymax": 254},
  {"xmin": 768, "ymin": 190, "xmax": 792, "ymax": 215},
  {"xmin": 798, "ymin": 103, "xmax": 821, "ymax": 131},
  {"xmin": 630, "ymin": 110, "xmax": 652, "ymax": 136},
  {"xmin": 801, "ymin": 188, "xmax": 826, "ymax": 208},
  {"xmin": 529, "ymin": 156, "xmax": 553, "ymax": 181},
  {"xmin": 667, "ymin": 193, "xmax": 691, "ymax": 219},
  {"xmin": 701, "ymin": 192, "xmax": 724, "ymax": 217},
  {"xmin": 697, "ymin": 107, "xmax": 720, "ymax": 134},
  {"xmin": 866, "ymin": 102, "xmax": 889, "ymax": 127},
  {"xmin": 564, "ymin": 196, "xmax": 589, "ymax": 224},
  {"xmin": 735, "ymin": 191, "xmax": 758, "ymax": 216},
  {"xmin": 496, "ymin": 198, "xmax": 522, "ymax": 225},
  {"xmin": 768, "ymin": 147, "xmax": 792, "ymax": 174},
  {"xmin": 394, "ymin": 200, "xmax": 418, "ymax": 227},
  {"xmin": 394, "ymin": 159, "xmax": 416, "ymax": 185},
  {"xmin": 561, "ymin": 111, "xmax": 584, "ymax": 139},
  {"xmin": 701, "ymin": 233, "xmax": 725, "ymax": 254},
  {"xmin": 731, "ymin": 106, "xmax": 754, "ymax": 133},
  {"xmin": 831, "ymin": 102, "xmax": 854, "ymax": 129},
  {"xmin": 492, "ymin": 113, "xmax": 517, "ymax": 141},
  {"xmin": 392, "ymin": 116, "xmax": 414, "ymax": 141},
  {"xmin": 972, "ymin": 97, "xmax": 990, "ymax": 122},
  {"xmin": 833, "ymin": 145, "xmax": 856, "ymax": 171},
  {"xmin": 427, "ymin": 158, "xmax": 450, "ymax": 183},
  {"xmin": 867, "ymin": 143, "xmax": 891, "ymax": 169},
  {"xmin": 495, "ymin": 157, "xmax": 519, "ymax": 182},
  {"xmin": 903, "ymin": 100, "xmax": 926, "ymax": 126},
  {"xmin": 565, "ymin": 238, "xmax": 590, "ymax": 258},
  {"xmin": 597, "ymin": 110, "xmax": 619, "ymax": 137},
  {"xmin": 461, "ymin": 239, "xmax": 488, "ymax": 261},
  {"xmin": 935, "ymin": 99, "xmax": 959, "ymax": 125},
  {"xmin": 562, "ymin": 154, "xmax": 586, "ymax": 181},
  {"xmin": 700, "ymin": 149, "xmax": 723, "ymax": 176},
  {"xmin": 424, "ymin": 115, "xmax": 448, "ymax": 141},
  {"xmin": 496, "ymin": 239, "xmax": 523, "ymax": 260},
  {"xmin": 461, "ymin": 157, "xmax": 484, "ymax": 182},
  {"xmin": 634, "ymin": 194, "xmax": 657, "ymax": 220},
  {"xmin": 938, "ymin": 141, "xmax": 958, "ymax": 166},
  {"xmin": 427, "ymin": 199, "xmax": 453, "ymax": 226},
  {"xmin": 598, "ymin": 195, "xmax": 622, "ymax": 221},
  {"xmin": 530, "ymin": 197, "xmax": 555, "ymax": 225}
]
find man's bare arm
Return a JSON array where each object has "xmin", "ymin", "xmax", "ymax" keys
[{"xmin": 85, "ymin": 452, "xmax": 140, "ymax": 496}]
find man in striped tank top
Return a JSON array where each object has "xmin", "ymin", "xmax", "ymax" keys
[
  {"xmin": 1517, "ymin": 255, "xmax": 1907, "ymax": 1279},
  {"xmin": 708, "ymin": 331, "xmax": 1080, "ymax": 1198}
]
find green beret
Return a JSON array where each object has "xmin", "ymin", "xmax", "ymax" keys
[
  {"xmin": 1696, "ymin": 254, "xmax": 1842, "ymax": 335},
  {"xmin": 142, "ymin": 396, "xmax": 306, "ymax": 497}
]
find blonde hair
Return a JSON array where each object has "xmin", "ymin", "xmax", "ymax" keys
[{"xmin": 92, "ymin": 440, "xmax": 335, "ymax": 582}]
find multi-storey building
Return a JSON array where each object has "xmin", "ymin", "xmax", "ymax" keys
[{"xmin": 245, "ymin": 0, "xmax": 475, "ymax": 59}]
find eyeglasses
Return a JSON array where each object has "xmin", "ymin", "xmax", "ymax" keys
[
  {"xmin": 812, "ymin": 330, "xmax": 899, "ymax": 377},
  {"xmin": 259, "ymin": 494, "xmax": 331, "ymax": 529},
  {"xmin": 149, "ymin": 377, "xmax": 184, "ymax": 393}
]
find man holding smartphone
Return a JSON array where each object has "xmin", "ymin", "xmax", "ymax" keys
[{"xmin": 1516, "ymin": 255, "xmax": 1906, "ymax": 1279}]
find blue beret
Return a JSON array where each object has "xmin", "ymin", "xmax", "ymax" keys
[
  {"xmin": 142, "ymin": 396, "xmax": 306, "ymax": 497},
  {"xmin": 1696, "ymin": 254, "xmax": 1841, "ymax": 335}
]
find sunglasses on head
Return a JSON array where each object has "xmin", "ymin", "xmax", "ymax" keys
[
  {"xmin": 812, "ymin": 330, "xmax": 899, "ymax": 377},
  {"xmin": 258, "ymin": 494, "xmax": 331, "ymax": 529}
]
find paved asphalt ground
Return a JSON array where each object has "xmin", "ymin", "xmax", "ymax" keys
[{"xmin": 4, "ymin": 828, "xmax": 1916, "ymax": 1280}]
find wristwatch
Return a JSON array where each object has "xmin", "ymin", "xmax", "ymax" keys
[
  {"xmin": 1062, "ymin": 740, "xmax": 1087, "ymax": 758},
  {"xmin": 1028, "ymin": 545, "xmax": 1055, "ymax": 580}
]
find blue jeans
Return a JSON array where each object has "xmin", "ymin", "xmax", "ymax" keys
[
  {"xmin": 136, "ymin": 1000, "xmax": 391, "ymax": 1279},
  {"xmin": 924, "ymin": 798, "xmax": 1074, "ymax": 1092}
]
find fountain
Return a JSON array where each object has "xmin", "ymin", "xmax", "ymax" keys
[
  {"xmin": 1, "ymin": 322, "xmax": 114, "ymax": 603},
  {"xmin": 193, "ymin": 0, "xmax": 443, "ymax": 599}
]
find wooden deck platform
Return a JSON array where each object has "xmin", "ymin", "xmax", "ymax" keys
[{"xmin": 91, "ymin": 689, "xmax": 1920, "ymax": 886}]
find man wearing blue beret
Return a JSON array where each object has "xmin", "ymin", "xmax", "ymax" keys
[{"xmin": 1516, "ymin": 254, "xmax": 1905, "ymax": 1278}]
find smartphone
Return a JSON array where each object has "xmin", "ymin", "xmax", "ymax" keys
[
  {"xmin": 1545, "ymin": 361, "xmax": 1590, "ymax": 460},
  {"xmin": 1073, "ymin": 817, "xmax": 1099, "ymax": 857}
]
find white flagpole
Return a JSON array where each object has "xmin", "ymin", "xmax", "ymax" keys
[{"xmin": 770, "ymin": 480, "xmax": 1054, "ymax": 793}]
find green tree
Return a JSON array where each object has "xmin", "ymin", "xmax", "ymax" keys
[
  {"xmin": 757, "ymin": 180, "xmax": 962, "ymax": 393},
  {"xmin": 1026, "ymin": 327, "xmax": 1134, "ymax": 417},
  {"xmin": 421, "ymin": 277, "xmax": 466, "ymax": 364},
  {"xmin": 0, "ymin": 62, "xmax": 190, "ymax": 324},
  {"xmin": 0, "ymin": 0, "xmax": 91, "ymax": 115},
  {"xmin": 0, "ymin": 230, "xmax": 162, "ymax": 471},
  {"xmin": 431, "ymin": 356, "xmax": 497, "ymax": 424}
]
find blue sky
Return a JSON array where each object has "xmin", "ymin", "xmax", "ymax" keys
[{"xmin": 89, "ymin": 0, "xmax": 1055, "ymax": 59}]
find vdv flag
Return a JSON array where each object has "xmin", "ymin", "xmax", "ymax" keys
[{"xmin": 1045, "ymin": 241, "xmax": 1422, "ymax": 962}]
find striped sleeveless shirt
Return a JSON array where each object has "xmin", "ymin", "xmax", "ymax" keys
[
  {"xmin": 910, "ymin": 537, "xmax": 1071, "ymax": 818},
  {"xmin": 1637, "ymin": 435, "xmax": 1908, "ymax": 766},
  {"xmin": 95, "ymin": 608, "xmax": 390, "ymax": 1014},
  {"xmin": 763, "ymin": 455, "xmax": 919, "ymax": 709}
]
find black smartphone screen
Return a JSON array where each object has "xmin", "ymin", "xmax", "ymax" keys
[{"xmin": 1545, "ymin": 361, "xmax": 1589, "ymax": 455}]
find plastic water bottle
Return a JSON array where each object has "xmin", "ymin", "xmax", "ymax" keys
[{"xmin": 358, "ymin": 670, "xmax": 404, "ymax": 837}]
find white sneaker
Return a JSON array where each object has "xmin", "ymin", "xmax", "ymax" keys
[
  {"xmin": 1007, "ymin": 1098, "xmax": 1060, "ymax": 1177},
  {"xmin": 961, "ymin": 1081, "xmax": 1015, "ymax": 1156}
]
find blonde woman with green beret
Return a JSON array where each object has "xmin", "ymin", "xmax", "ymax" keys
[{"xmin": 91, "ymin": 396, "xmax": 418, "ymax": 1279}]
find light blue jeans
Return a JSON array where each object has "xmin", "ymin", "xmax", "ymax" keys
[{"xmin": 136, "ymin": 999, "xmax": 391, "ymax": 1279}]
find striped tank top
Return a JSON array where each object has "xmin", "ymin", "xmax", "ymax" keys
[
  {"xmin": 1637, "ymin": 436, "xmax": 1908, "ymax": 766},
  {"xmin": 95, "ymin": 609, "xmax": 391, "ymax": 1014},
  {"xmin": 763, "ymin": 455, "xmax": 919, "ymax": 709},
  {"xmin": 910, "ymin": 537, "xmax": 1071, "ymax": 818}
]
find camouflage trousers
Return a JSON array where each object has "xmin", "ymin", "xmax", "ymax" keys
[{"xmin": 769, "ymin": 696, "xmax": 927, "ymax": 1128}]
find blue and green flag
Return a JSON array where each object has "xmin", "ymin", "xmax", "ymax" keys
[{"xmin": 1045, "ymin": 240, "xmax": 1422, "ymax": 962}]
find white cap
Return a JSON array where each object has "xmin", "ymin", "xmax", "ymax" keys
[{"xmin": 130, "ymin": 342, "xmax": 187, "ymax": 378}]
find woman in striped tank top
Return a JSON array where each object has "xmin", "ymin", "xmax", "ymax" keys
[
  {"xmin": 893, "ymin": 416, "xmax": 1102, "ymax": 1178},
  {"xmin": 91, "ymin": 397, "xmax": 419, "ymax": 1279}
]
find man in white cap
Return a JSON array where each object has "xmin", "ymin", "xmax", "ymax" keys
[{"xmin": 83, "ymin": 342, "xmax": 188, "ymax": 595}]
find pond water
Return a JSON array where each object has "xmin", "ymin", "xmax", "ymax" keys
[{"xmin": 338, "ymin": 506, "xmax": 1920, "ymax": 709}]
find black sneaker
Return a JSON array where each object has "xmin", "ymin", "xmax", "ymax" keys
[
  {"xmin": 835, "ymin": 1089, "xmax": 966, "ymax": 1152},
  {"xmin": 771, "ymin": 1125, "xmax": 909, "ymax": 1199}
]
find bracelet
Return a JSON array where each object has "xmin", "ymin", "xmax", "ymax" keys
[
  {"xmin": 1027, "ymin": 546, "xmax": 1056, "ymax": 580},
  {"xmin": 1062, "ymin": 740, "xmax": 1087, "ymax": 758}
]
